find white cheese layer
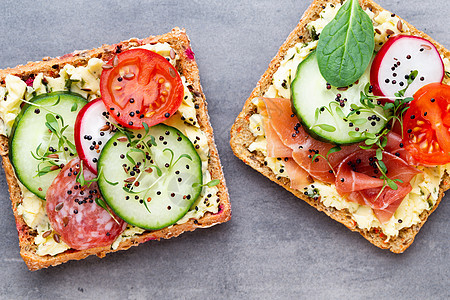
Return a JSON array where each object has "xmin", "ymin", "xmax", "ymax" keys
[
  {"xmin": 247, "ymin": 4, "xmax": 445, "ymax": 239},
  {"xmin": 11, "ymin": 42, "xmax": 219, "ymax": 256}
]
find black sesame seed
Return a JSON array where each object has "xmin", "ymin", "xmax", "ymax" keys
[
  {"xmin": 129, "ymin": 112, "xmax": 135, "ymax": 117},
  {"xmin": 74, "ymin": 209, "xmax": 78, "ymax": 214},
  {"xmin": 165, "ymin": 113, "xmax": 170, "ymax": 118},
  {"xmin": 34, "ymin": 108, "xmax": 40, "ymax": 114}
]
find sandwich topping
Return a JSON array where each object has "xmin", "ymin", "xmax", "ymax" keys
[
  {"xmin": 248, "ymin": 1, "xmax": 450, "ymax": 239},
  {"xmin": 2, "ymin": 42, "xmax": 221, "ymax": 256}
]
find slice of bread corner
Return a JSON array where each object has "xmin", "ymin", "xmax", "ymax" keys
[
  {"xmin": 230, "ymin": 0, "xmax": 450, "ymax": 253},
  {"xmin": 0, "ymin": 27, "xmax": 231, "ymax": 271}
]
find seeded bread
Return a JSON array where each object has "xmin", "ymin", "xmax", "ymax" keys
[
  {"xmin": 230, "ymin": 0, "xmax": 450, "ymax": 253},
  {"xmin": 0, "ymin": 27, "xmax": 231, "ymax": 271}
]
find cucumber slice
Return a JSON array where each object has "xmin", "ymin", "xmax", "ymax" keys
[
  {"xmin": 291, "ymin": 51, "xmax": 388, "ymax": 144},
  {"xmin": 97, "ymin": 124, "xmax": 202, "ymax": 230},
  {"xmin": 9, "ymin": 92, "xmax": 87, "ymax": 199}
]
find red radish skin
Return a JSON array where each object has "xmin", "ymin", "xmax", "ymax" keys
[
  {"xmin": 370, "ymin": 35, "xmax": 444, "ymax": 99},
  {"xmin": 74, "ymin": 98, "xmax": 116, "ymax": 174}
]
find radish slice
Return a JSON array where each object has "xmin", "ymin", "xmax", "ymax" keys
[
  {"xmin": 370, "ymin": 35, "xmax": 444, "ymax": 99},
  {"xmin": 74, "ymin": 98, "xmax": 116, "ymax": 174}
]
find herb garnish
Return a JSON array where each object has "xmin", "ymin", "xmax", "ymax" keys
[{"xmin": 316, "ymin": 0, "xmax": 375, "ymax": 87}]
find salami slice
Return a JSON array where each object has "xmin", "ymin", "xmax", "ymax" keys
[{"xmin": 46, "ymin": 157, "xmax": 126, "ymax": 250}]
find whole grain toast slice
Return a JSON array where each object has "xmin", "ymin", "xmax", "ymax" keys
[
  {"xmin": 0, "ymin": 27, "xmax": 231, "ymax": 271},
  {"xmin": 230, "ymin": 0, "xmax": 450, "ymax": 253}
]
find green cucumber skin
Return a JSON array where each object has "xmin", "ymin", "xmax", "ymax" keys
[
  {"xmin": 291, "ymin": 51, "xmax": 386, "ymax": 145},
  {"xmin": 97, "ymin": 124, "xmax": 202, "ymax": 230},
  {"xmin": 9, "ymin": 92, "xmax": 87, "ymax": 199}
]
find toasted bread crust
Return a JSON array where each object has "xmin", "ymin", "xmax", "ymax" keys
[
  {"xmin": 0, "ymin": 28, "xmax": 231, "ymax": 271},
  {"xmin": 230, "ymin": 0, "xmax": 450, "ymax": 253}
]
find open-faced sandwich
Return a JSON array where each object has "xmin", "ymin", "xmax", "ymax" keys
[
  {"xmin": 231, "ymin": 0, "xmax": 450, "ymax": 252},
  {"xmin": 0, "ymin": 28, "xmax": 231, "ymax": 270}
]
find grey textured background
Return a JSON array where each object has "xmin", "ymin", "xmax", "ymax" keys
[{"xmin": 0, "ymin": 0, "xmax": 449, "ymax": 299}]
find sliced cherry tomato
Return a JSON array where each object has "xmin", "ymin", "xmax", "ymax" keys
[
  {"xmin": 100, "ymin": 48, "xmax": 184, "ymax": 129},
  {"xmin": 403, "ymin": 83, "xmax": 450, "ymax": 165}
]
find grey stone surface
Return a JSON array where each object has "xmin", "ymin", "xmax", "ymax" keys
[{"xmin": 0, "ymin": 0, "xmax": 449, "ymax": 299}]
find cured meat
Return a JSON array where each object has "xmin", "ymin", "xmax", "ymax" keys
[
  {"xmin": 373, "ymin": 198, "xmax": 405, "ymax": 224},
  {"xmin": 260, "ymin": 97, "xmax": 422, "ymax": 223},
  {"xmin": 384, "ymin": 131, "xmax": 416, "ymax": 165},
  {"xmin": 283, "ymin": 158, "xmax": 311, "ymax": 190},
  {"xmin": 335, "ymin": 150, "xmax": 420, "ymax": 223},
  {"xmin": 262, "ymin": 97, "xmax": 360, "ymax": 183},
  {"xmin": 46, "ymin": 157, "xmax": 126, "ymax": 250},
  {"xmin": 263, "ymin": 118, "xmax": 293, "ymax": 158}
]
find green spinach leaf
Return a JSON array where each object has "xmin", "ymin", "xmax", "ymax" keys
[{"xmin": 316, "ymin": 0, "xmax": 374, "ymax": 87}]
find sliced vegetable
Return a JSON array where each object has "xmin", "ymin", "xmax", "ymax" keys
[
  {"xmin": 316, "ymin": 0, "xmax": 374, "ymax": 87},
  {"xmin": 74, "ymin": 98, "xmax": 116, "ymax": 174},
  {"xmin": 100, "ymin": 49, "xmax": 184, "ymax": 129},
  {"xmin": 97, "ymin": 124, "xmax": 202, "ymax": 230},
  {"xmin": 291, "ymin": 51, "xmax": 387, "ymax": 144},
  {"xmin": 9, "ymin": 92, "xmax": 87, "ymax": 199},
  {"xmin": 370, "ymin": 35, "xmax": 444, "ymax": 98},
  {"xmin": 403, "ymin": 83, "xmax": 450, "ymax": 165}
]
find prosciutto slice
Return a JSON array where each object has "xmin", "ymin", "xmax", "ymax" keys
[
  {"xmin": 259, "ymin": 97, "xmax": 421, "ymax": 224},
  {"xmin": 262, "ymin": 97, "xmax": 360, "ymax": 183},
  {"xmin": 335, "ymin": 150, "xmax": 420, "ymax": 223}
]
